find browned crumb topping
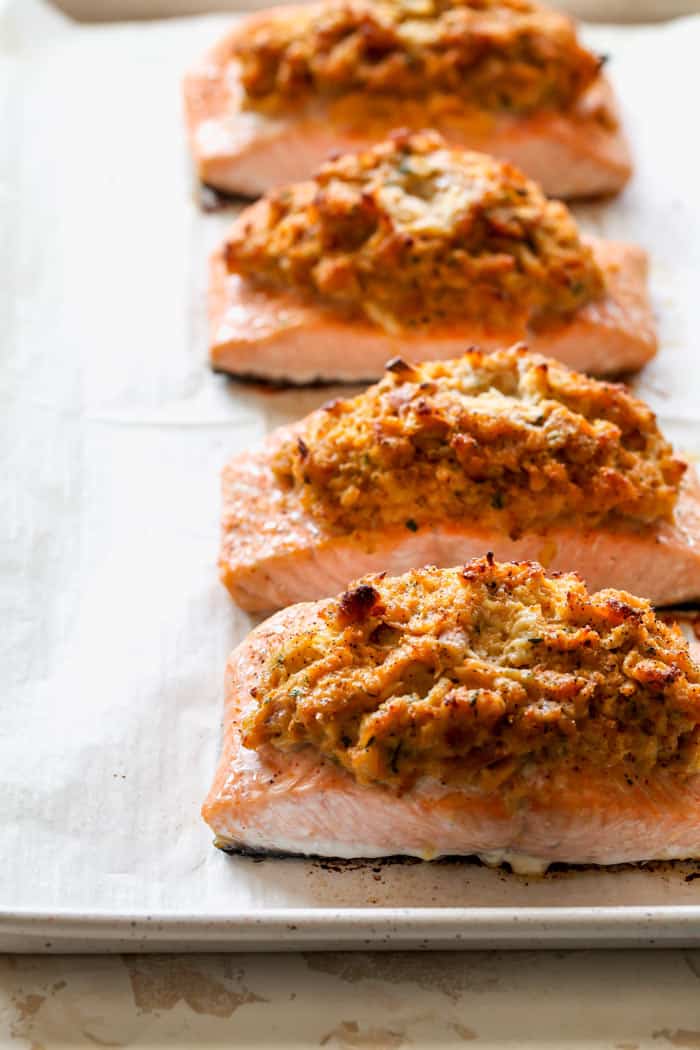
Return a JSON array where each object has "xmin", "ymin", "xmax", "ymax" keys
[
  {"xmin": 235, "ymin": 0, "xmax": 601, "ymax": 115},
  {"xmin": 224, "ymin": 132, "xmax": 605, "ymax": 331},
  {"xmin": 242, "ymin": 559, "xmax": 700, "ymax": 792},
  {"xmin": 272, "ymin": 348, "xmax": 686, "ymax": 536}
]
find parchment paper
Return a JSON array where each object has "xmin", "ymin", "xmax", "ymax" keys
[{"xmin": 2, "ymin": 0, "xmax": 700, "ymax": 938}]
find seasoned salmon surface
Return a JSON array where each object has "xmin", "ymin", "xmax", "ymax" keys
[
  {"xmin": 184, "ymin": 3, "xmax": 632, "ymax": 199},
  {"xmin": 203, "ymin": 560, "xmax": 700, "ymax": 867},
  {"xmin": 209, "ymin": 136, "xmax": 654, "ymax": 382},
  {"xmin": 219, "ymin": 350, "xmax": 700, "ymax": 613}
]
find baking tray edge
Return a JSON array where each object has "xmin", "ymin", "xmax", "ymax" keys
[{"xmin": 3, "ymin": 906, "xmax": 700, "ymax": 952}]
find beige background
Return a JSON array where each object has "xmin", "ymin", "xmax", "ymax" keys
[{"xmin": 2, "ymin": 950, "xmax": 700, "ymax": 1047}]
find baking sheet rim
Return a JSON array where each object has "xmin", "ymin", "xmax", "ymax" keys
[
  {"xmin": 4, "ymin": 904, "xmax": 700, "ymax": 951},
  {"xmin": 6, "ymin": 5, "xmax": 700, "ymax": 953}
]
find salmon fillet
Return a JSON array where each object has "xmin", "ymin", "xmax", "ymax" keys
[
  {"xmin": 184, "ymin": 9, "xmax": 632, "ymax": 200},
  {"xmin": 202, "ymin": 578, "xmax": 700, "ymax": 869},
  {"xmin": 218, "ymin": 346, "xmax": 699, "ymax": 613},
  {"xmin": 220, "ymin": 426, "xmax": 700, "ymax": 613},
  {"xmin": 209, "ymin": 238, "xmax": 656, "ymax": 382}
]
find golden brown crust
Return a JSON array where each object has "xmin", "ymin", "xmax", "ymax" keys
[
  {"xmin": 235, "ymin": 0, "xmax": 601, "ymax": 115},
  {"xmin": 224, "ymin": 132, "xmax": 605, "ymax": 330},
  {"xmin": 242, "ymin": 558, "xmax": 700, "ymax": 793},
  {"xmin": 271, "ymin": 348, "xmax": 686, "ymax": 536}
]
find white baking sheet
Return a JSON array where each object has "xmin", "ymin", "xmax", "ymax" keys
[
  {"xmin": 3, "ymin": 0, "xmax": 700, "ymax": 951},
  {"xmin": 42, "ymin": 0, "xmax": 700, "ymax": 25}
]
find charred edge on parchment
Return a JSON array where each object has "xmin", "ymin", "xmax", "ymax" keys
[
  {"xmin": 213, "ymin": 841, "xmax": 700, "ymax": 880},
  {"xmin": 198, "ymin": 182, "xmax": 255, "ymax": 211},
  {"xmin": 210, "ymin": 365, "xmax": 377, "ymax": 390}
]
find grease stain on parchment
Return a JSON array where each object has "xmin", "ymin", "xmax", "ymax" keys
[
  {"xmin": 450, "ymin": 1022, "xmax": 478, "ymax": 1041},
  {"xmin": 124, "ymin": 955, "xmax": 266, "ymax": 1018},
  {"xmin": 11, "ymin": 993, "xmax": 46, "ymax": 1024},
  {"xmin": 319, "ymin": 1020, "xmax": 407, "ymax": 1048},
  {"xmin": 9, "ymin": 991, "xmax": 47, "ymax": 1050},
  {"xmin": 8, "ymin": 977, "xmax": 112, "ymax": 1050},
  {"xmin": 305, "ymin": 950, "xmax": 511, "ymax": 999},
  {"xmin": 7, "ymin": 972, "xmax": 73, "ymax": 1048},
  {"xmin": 80, "ymin": 1031, "xmax": 123, "ymax": 1048},
  {"xmin": 654, "ymin": 1030, "xmax": 700, "ymax": 1048}
]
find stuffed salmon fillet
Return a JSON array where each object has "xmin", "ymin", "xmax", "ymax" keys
[
  {"xmin": 210, "ymin": 134, "xmax": 654, "ymax": 383},
  {"xmin": 203, "ymin": 559, "xmax": 700, "ymax": 868},
  {"xmin": 219, "ymin": 349, "xmax": 700, "ymax": 612},
  {"xmin": 184, "ymin": 0, "xmax": 632, "ymax": 200},
  {"xmin": 210, "ymin": 238, "xmax": 653, "ymax": 383}
]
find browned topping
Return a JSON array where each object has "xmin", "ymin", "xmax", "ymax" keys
[
  {"xmin": 242, "ymin": 560, "xmax": 700, "ymax": 793},
  {"xmin": 338, "ymin": 583, "xmax": 384, "ymax": 625},
  {"xmin": 272, "ymin": 348, "xmax": 686, "ymax": 536},
  {"xmin": 235, "ymin": 0, "xmax": 601, "ymax": 114},
  {"xmin": 386, "ymin": 357, "xmax": 416, "ymax": 374},
  {"xmin": 224, "ymin": 132, "xmax": 605, "ymax": 330}
]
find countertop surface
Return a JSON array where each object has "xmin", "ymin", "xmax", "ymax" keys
[{"xmin": 2, "ymin": 949, "xmax": 700, "ymax": 1048}]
